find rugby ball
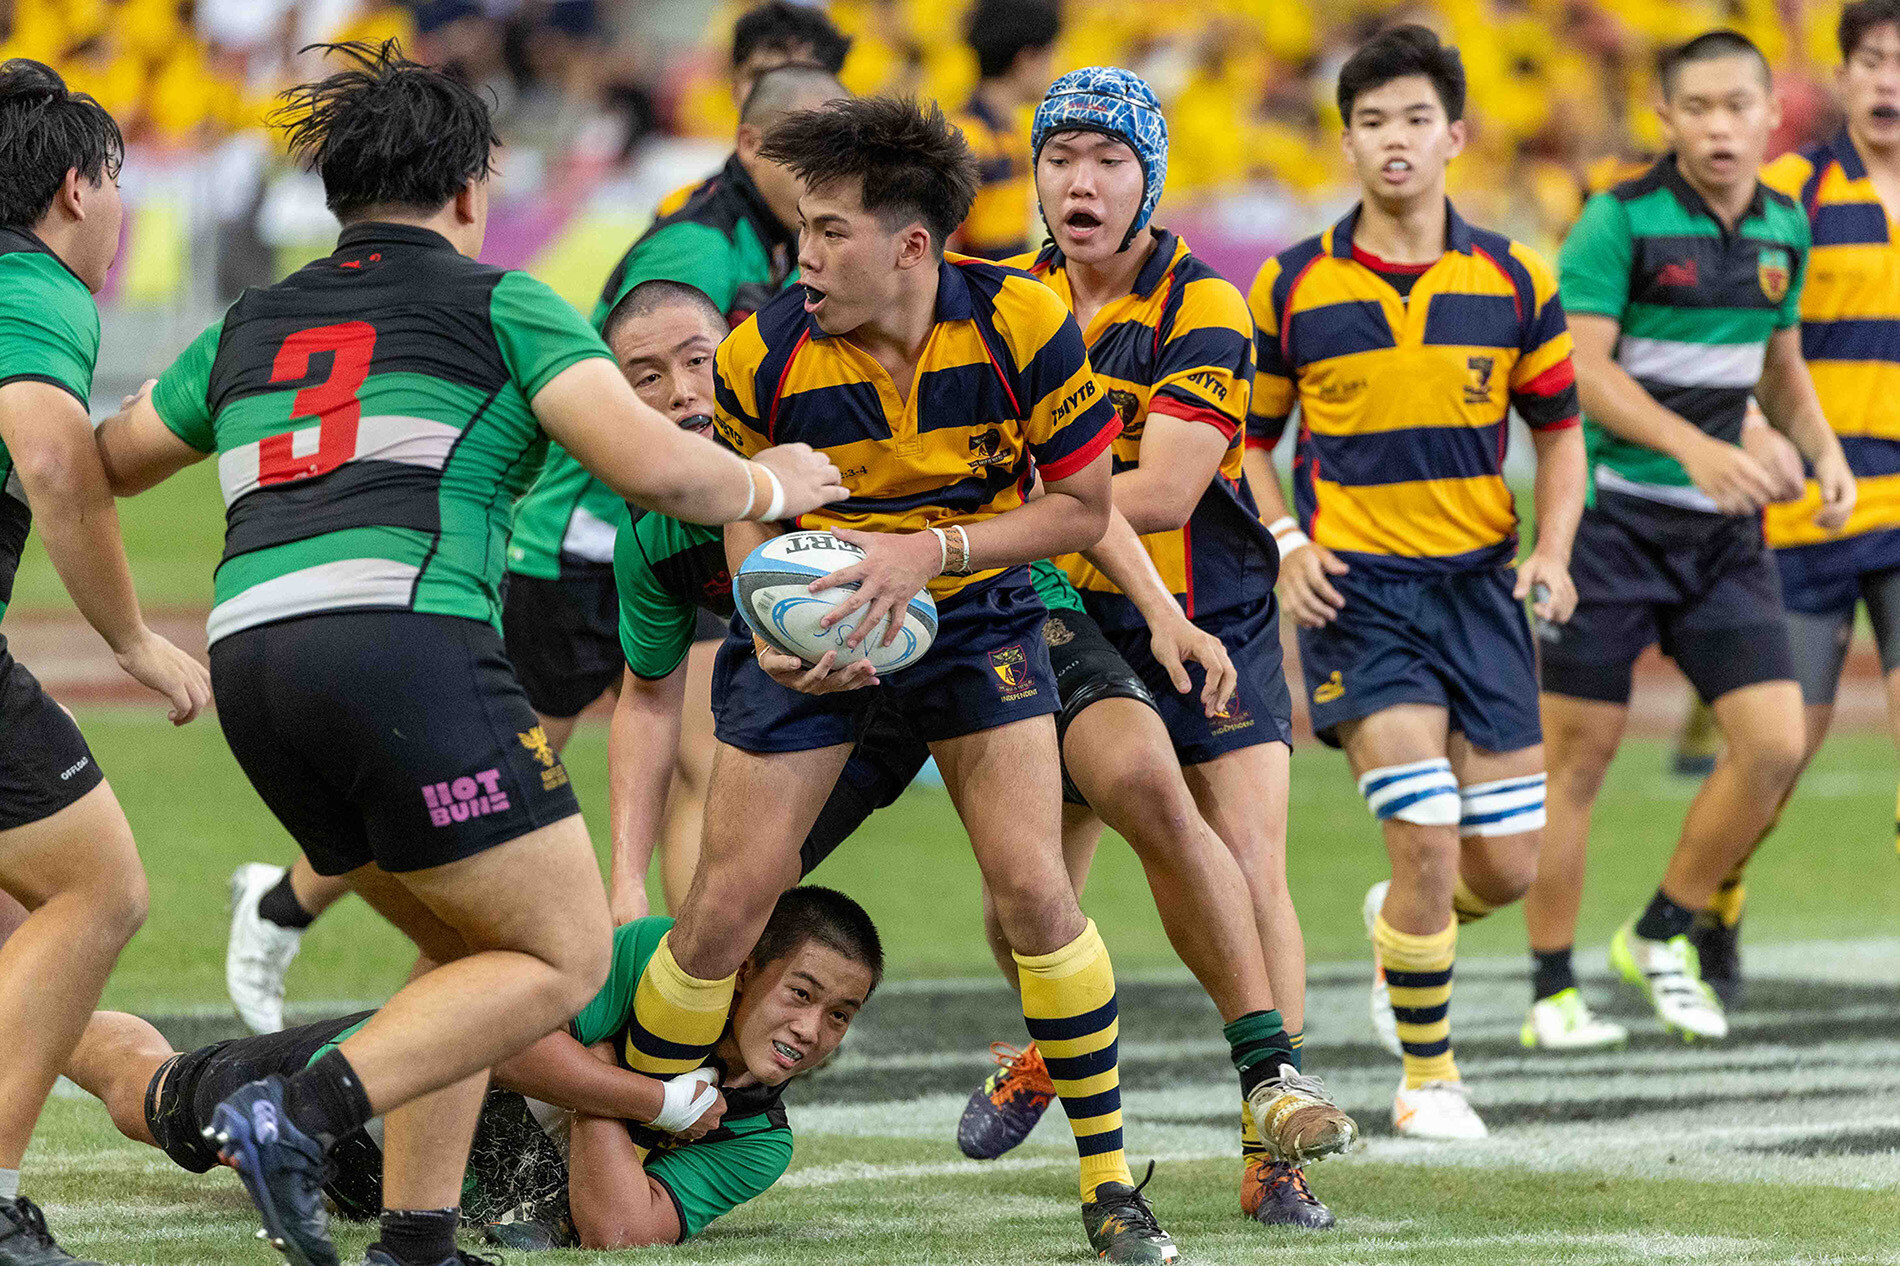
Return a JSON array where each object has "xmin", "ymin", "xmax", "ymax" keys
[{"xmin": 737, "ymin": 531, "xmax": 938, "ymax": 674}]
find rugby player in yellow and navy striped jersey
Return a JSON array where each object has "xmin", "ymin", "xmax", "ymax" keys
[
  {"xmin": 1686, "ymin": 0, "xmax": 1900, "ymax": 1001},
  {"xmin": 616, "ymin": 96, "xmax": 1180, "ymax": 1265},
  {"xmin": 1245, "ymin": 27, "xmax": 1587, "ymax": 1141},
  {"xmin": 993, "ymin": 66, "xmax": 1356, "ymax": 1229}
]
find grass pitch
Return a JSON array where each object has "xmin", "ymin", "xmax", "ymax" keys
[{"xmin": 19, "ymin": 707, "xmax": 1900, "ymax": 1263}]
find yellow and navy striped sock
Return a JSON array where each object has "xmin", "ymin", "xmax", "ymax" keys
[
  {"xmin": 623, "ymin": 932, "xmax": 736, "ymax": 1075},
  {"xmin": 1452, "ymin": 876, "xmax": 1499, "ymax": 925},
  {"xmin": 1015, "ymin": 919, "xmax": 1132, "ymax": 1201},
  {"xmin": 1374, "ymin": 914, "xmax": 1459, "ymax": 1089}
]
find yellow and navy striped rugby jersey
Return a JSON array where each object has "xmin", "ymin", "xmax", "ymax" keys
[
  {"xmin": 1013, "ymin": 231, "xmax": 1272, "ymax": 619},
  {"xmin": 950, "ymin": 95, "xmax": 1035, "ymax": 260},
  {"xmin": 1246, "ymin": 203, "xmax": 1580, "ymax": 577},
  {"xmin": 1760, "ymin": 129, "xmax": 1900, "ymax": 590},
  {"xmin": 713, "ymin": 253, "xmax": 1120, "ymax": 601}
]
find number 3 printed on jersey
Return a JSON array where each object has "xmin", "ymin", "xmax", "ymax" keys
[{"xmin": 258, "ymin": 321, "xmax": 377, "ymax": 485}]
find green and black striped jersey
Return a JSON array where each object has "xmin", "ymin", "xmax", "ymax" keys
[
  {"xmin": 150, "ymin": 222, "xmax": 614, "ymax": 645},
  {"xmin": 0, "ymin": 228, "xmax": 101, "ymax": 626},
  {"xmin": 1559, "ymin": 154, "xmax": 1809, "ymax": 512}
]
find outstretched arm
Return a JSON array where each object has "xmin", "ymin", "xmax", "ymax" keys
[{"xmin": 567, "ymin": 1113, "xmax": 684, "ymax": 1248}]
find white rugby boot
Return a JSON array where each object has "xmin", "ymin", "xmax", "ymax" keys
[
  {"xmin": 1392, "ymin": 1079, "xmax": 1487, "ymax": 1140},
  {"xmin": 1610, "ymin": 920, "xmax": 1728, "ymax": 1041},
  {"xmin": 1520, "ymin": 987, "xmax": 1628, "ymax": 1050},
  {"xmin": 1362, "ymin": 880, "xmax": 1401, "ymax": 1056},
  {"xmin": 227, "ymin": 863, "xmax": 304, "ymax": 1034}
]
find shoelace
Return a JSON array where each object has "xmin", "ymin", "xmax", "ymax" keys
[
  {"xmin": 2, "ymin": 1199, "xmax": 58, "ymax": 1248},
  {"xmin": 1097, "ymin": 1160, "xmax": 1168, "ymax": 1239},
  {"xmin": 1268, "ymin": 1165, "xmax": 1325, "ymax": 1208},
  {"xmin": 988, "ymin": 1042, "xmax": 1032, "ymax": 1071},
  {"xmin": 1263, "ymin": 1066, "xmax": 1336, "ymax": 1104}
]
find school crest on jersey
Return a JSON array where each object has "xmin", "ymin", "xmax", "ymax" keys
[
  {"xmin": 1758, "ymin": 248, "xmax": 1791, "ymax": 304},
  {"xmin": 1107, "ymin": 388, "xmax": 1143, "ymax": 441},
  {"xmin": 988, "ymin": 644, "xmax": 1038, "ymax": 702},
  {"xmin": 1463, "ymin": 356, "xmax": 1494, "ymax": 405}
]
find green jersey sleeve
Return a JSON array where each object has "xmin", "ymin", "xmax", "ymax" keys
[
  {"xmin": 570, "ymin": 915, "xmax": 676, "ymax": 1048},
  {"xmin": 591, "ymin": 222, "xmax": 742, "ymax": 331},
  {"xmin": 646, "ymin": 1121, "xmax": 795, "ymax": 1239},
  {"xmin": 614, "ymin": 512, "xmax": 705, "ymax": 681},
  {"xmin": 0, "ymin": 251, "xmax": 99, "ymax": 406},
  {"xmin": 491, "ymin": 270, "xmax": 616, "ymax": 402},
  {"xmin": 1558, "ymin": 192, "xmax": 1634, "ymax": 322},
  {"xmin": 150, "ymin": 317, "xmax": 225, "ymax": 452},
  {"xmin": 1030, "ymin": 558, "xmax": 1086, "ymax": 615}
]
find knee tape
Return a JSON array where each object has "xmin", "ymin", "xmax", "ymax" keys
[
  {"xmin": 1459, "ymin": 773, "xmax": 1547, "ymax": 837},
  {"xmin": 1358, "ymin": 758, "xmax": 1461, "ymax": 826}
]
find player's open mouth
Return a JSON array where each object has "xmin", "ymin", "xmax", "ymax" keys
[
  {"xmin": 1874, "ymin": 104, "xmax": 1900, "ymax": 121},
  {"xmin": 801, "ymin": 284, "xmax": 826, "ymax": 314},
  {"xmin": 677, "ymin": 413, "xmax": 714, "ymax": 434},
  {"xmin": 1064, "ymin": 209, "xmax": 1102, "ymax": 237},
  {"xmin": 1706, "ymin": 148, "xmax": 1737, "ymax": 169},
  {"xmin": 771, "ymin": 1040, "xmax": 804, "ymax": 1067},
  {"xmin": 1381, "ymin": 158, "xmax": 1413, "ymax": 179}
]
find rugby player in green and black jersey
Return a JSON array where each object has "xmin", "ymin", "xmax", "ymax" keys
[
  {"xmin": 63, "ymin": 887, "xmax": 880, "ymax": 1251},
  {"xmin": 92, "ymin": 42, "xmax": 844, "ymax": 1266},
  {"xmin": 216, "ymin": 61, "xmax": 851, "ymax": 1045},
  {"xmin": 0, "ymin": 60, "xmax": 212, "ymax": 1266}
]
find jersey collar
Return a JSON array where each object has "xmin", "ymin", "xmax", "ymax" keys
[
  {"xmin": 335, "ymin": 221, "xmax": 458, "ymax": 254},
  {"xmin": 1657, "ymin": 152, "xmax": 1767, "ymax": 227},
  {"xmin": 0, "ymin": 225, "xmax": 89, "ymax": 288},
  {"xmin": 1328, "ymin": 199, "xmax": 1474, "ymax": 259},
  {"xmin": 1033, "ymin": 227, "xmax": 1181, "ymax": 298},
  {"xmin": 723, "ymin": 153, "xmax": 797, "ymax": 253},
  {"xmin": 934, "ymin": 255, "xmax": 976, "ymax": 322},
  {"xmin": 1828, "ymin": 126, "xmax": 1869, "ymax": 182}
]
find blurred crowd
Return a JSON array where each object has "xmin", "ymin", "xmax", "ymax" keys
[{"xmin": 0, "ymin": 0, "xmax": 1860, "ymax": 280}]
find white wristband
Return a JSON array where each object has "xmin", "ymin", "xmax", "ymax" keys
[
  {"xmin": 759, "ymin": 465, "xmax": 786, "ymax": 522},
  {"xmin": 652, "ymin": 1066, "xmax": 721, "ymax": 1133},
  {"xmin": 1267, "ymin": 516, "xmax": 1310, "ymax": 553},
  {"xmin": 929, "ymin": 526, "xmax": 949, "ymax": 575}
]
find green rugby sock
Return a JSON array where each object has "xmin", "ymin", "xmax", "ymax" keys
[{"xmin": 1225, "ymin": 1008, "xmax": 1294, "ymax": 1097}]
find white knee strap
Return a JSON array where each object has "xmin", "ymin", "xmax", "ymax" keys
[
  {"xmin": 1358, "ymin": 758, "xmax": 1461, "ymax": 826},
  {"xmin": 1459, "ymin": 774, "xmax": 1547, "ymax": 837}
]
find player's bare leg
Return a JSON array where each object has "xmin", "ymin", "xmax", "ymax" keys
[
  {"xmin": 0, "ymin": 784, "xmax": 147, "ymax": 1173},
  {"xmin": 1529, "ymin": 695, "xmax": 1626, "ymax": 959},
  {"xmin": 981, "ymin": 804, "xmax": 1097, "ymax": 987},
  {"xmin": 64, "ymin": 1012, "xmax": 173, "ymax": 1149},
  {"xmin": 657, "ymin": 641, "xmax": 719, "ymax": 913}
]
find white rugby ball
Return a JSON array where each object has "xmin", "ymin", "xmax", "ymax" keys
[{"xmin": 737, "ymin": 531, "xmax": 938, "ymax": 674}]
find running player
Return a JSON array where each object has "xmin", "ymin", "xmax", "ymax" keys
[
  {"xmin": 66, "ymin": 887, "xmax": 880, "ymax": 1251},
  {"xmin": 635, "ymin": 96, "xmax": 1175, "ymax": 1263},
  {"xmin": 1541, "ymin": 30, "xmax": 1854, "ymax": 1044},
  {"xmin": 219, "ymin": 64, "xmax": 855, "ymax": 1026},
  {"xmin": 95, "ymin": 42, "xmax": 843, "ymax": 1266},
  {"xmin": 1682, "ymin": 0, "xmax": 1900, "ymax": 1005},
  {"xmin": 0, "ymin": 60, "xmax": 211, "ymax": 1266},
  {"xmin": 947, "ymin": 0, "xmax": 1058, "ymax": 260},
  {"xmin": 604, "ymin": 276, "xmax": 1354, "ymax": 1226},
  {"xmin": 1246, "ymin": 27, "xmax": 1587, "ymax": 1132},
  {"xmin": 957, "ymin": 66, "xmax": 1354, "ymax": 1227}
]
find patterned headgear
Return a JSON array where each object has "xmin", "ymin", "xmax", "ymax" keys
[{"xmin": 1031, "ymin": 66, "xmax": 1169, "ymax": 252}]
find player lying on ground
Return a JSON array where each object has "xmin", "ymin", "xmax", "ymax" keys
[
  {"xmin": 66, "ymin": 887, "xmax": 878, "ymax": 1252},
  {"xmin": 220, "ymin": 62, "xmax": 854, "ymax": 1041},
  {"xmin": 1540, "ymin": 29, "xmax": 1854, "ymax": 1044},
  {"xmin": 596, "ymin": 276, "xmax": 1356, "ymax": 1231},
  {"xmin": 955, "ymin": 65, "xmax": 1354, "ymax": 1229},
  {"xmin": 1246, "ymin": 26, "xmax": 1590, "ymax": 1124},
  {"xmin": 0, "ymin": 59, "xmax": 213, "ymax": 1266},
  {"xmin": 93, "ymin": 40, "xmax": 844, "ymax": 1266}
]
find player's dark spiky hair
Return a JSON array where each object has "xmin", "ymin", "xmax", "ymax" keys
[
  {"xmin": 1658, "ymin": 30, "xmax": 1770, "ymax": 99},
  {"xmin": 732, "ymin": 1, "xmax": 851, "ymax": 75},
  {"xmin": 759, "ymin": 96, "xmax": 978, "ymax": 249},
  {"xmin": 601, "ymin": 278, "xmax": 727, "ymax": 347},
  {"xmin": 967, "ymin": 0, "xmax": 1061, "ymax": 81},
  {"xmin": 1337, "ymin": 24, "xmax": 1466, "ymax": 122},
  {"xmin": 751, "ymin": 886, "xmax": 884, "ymax": 994},
  {"xmin": 273, "ymin": 40, "xmax": 498, "ymax": 221},
  {"xmin": 1840, "ymin": 0, "xmax": 1900, "ymax": 59},
  {"xmin": 0, "ymin": 59, "xmax": 123, "ymax": 231}
]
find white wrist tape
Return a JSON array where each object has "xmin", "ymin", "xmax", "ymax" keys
[
  {"xmin": 929, "ymin": 526, "xmax": 949, "ymax": 575},
  {"xmin": 1267, "ymin": 516, "xmax": 1311, "ymax": 554},
  {"xmin": 758, "ymin": 464, "xmax": 786, "ymax": 522},
  {"xmin": 652, "ymin": 1066, "xmax": 721, "ymax": 1133}
]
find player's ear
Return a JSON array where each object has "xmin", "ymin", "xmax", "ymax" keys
[
  {"xmin": 54, "ymin": 167, "xmax": 86, "ymax": 222},
  {"xmin": 1445, "ymin": 117, "xmax": 1468, "ymax": 158}
]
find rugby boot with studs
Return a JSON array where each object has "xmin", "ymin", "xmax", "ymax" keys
[
  {"xmin": 1082, "ymin": 1162, "xmax": 1178, "ymax": 1263},
  {"xmin": 205, "ymin": 1076, "xmax": 337, "ymax": 1266},
  {"xmin": 956, "ymin": 1041, "xmax": 1055, "ymax": 1159},
  {"xmin": 0, "ymin": 1199, "xmax": 102, "ymax": 1266}
]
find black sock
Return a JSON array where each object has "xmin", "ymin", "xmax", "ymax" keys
[
  {"xmin": 282, "ymin": 1049, "xmax": 373, "ymax": 1145},
  {"xmin": 1225, "ymin": 1009, "xmax": 1296, "ymax": 1099},
  {"xmin": 1531, "ymin": 947, "xmax": 1576, "ymax": 1001},
  {"xmin": 1634, "ymin": 889, "xmax": 1697, "ymax": 942},
  {"xmin": 376, "ymin": 1207, "xmax": 459, "ymax": 1265},
  {"xmin": 257, "ymin": 871, "xmax": 316, "ymax": 930}
]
